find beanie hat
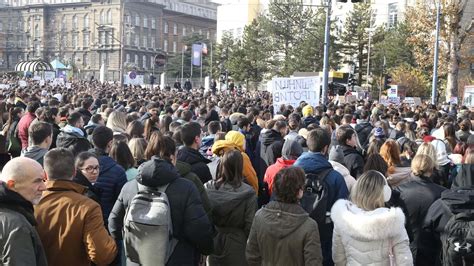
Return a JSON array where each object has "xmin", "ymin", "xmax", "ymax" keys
[
  {"xmin": 225, "ymin": 131, "xmax": 245, "ymax": 152},
  {"xmin": 281, "ymin": 139, "xmax": 303, "ymax": 160},
  {"xmin": 374, "ymin": 127, "xmax": 385, "ymax": 138},
  {"xmin": 302, "ymin": 105, "xmax": 313, "ymax": 117}
]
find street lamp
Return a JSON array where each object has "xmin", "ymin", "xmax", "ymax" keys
[{"xmin": 431, "ymin": 0, "xmax": 441, "ymax": 105}]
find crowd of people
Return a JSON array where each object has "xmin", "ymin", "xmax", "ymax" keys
[{"xmin": 0, "ymin": 76, "xmax": 473, "ymax": 266}]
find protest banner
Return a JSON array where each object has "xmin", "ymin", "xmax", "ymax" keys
[
  {"xmin": 44, "ymin": 71, "xmax": 55, "ymax": 81},
  {"xmin": 271, "ymin": 76, "xmax": 320, "ymax": 114},
  {"xmin": 19, "ymin": 80, "xmax": 27, "ymax": 87},
  {"xmin": 403, "ymin": 97, "xmax": 422, "ymax": 106},
  {"xmin": 463, "ymin": 86, "xmax": 474, "ymax": 107}
]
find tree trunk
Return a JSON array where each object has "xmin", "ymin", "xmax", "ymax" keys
[{"xmin": 446, "ymin": 25, "xmax": 460, "ymax": 103}]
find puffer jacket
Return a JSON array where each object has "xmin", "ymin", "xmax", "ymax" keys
[
  {"xmin": 0, "ymin": 183, "xmax": 48, "ymax": 266},
  {"xmin": 108, "ymin": 157, "xmax": 215, "ymax": 266},
  {"xmin": 204, "ymin": 181, "xmax": 257, "ymax": 266},
  {"xmin": 264, "ymin": 158, "xmax": 296, "ymax": 195},
  {"xmin": 329, "ymin": 160, "xmax": 356, "ymax": 193},
  {"xmin": 331, "ymin": 199, "xmax": 413, "ymax": 266},
  {"xmin": 246, "ymin": 201, "xmax": 322, "ymax": 266},
  {"xmin": 177, "ymin": 146, "xmax": 213, "ymax": 184},
  {"xmin": 340, "ymin": 144, "xmax": 365, "ymax": 179},
  {"xmin": 260, "ymin": 129, "xmax": 284, "ymax": 168},
  {"xmin": 176, "ymin": 160, "xmax": 211, "ymax": 216}
]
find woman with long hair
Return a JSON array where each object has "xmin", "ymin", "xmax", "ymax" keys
[
  {"xmin": 443, "ymin": 122, "xmax": 458, "ymax": 152},
  {"xmin": 126, "ymin": 120, "xmax": 144, "ymax": 139},
  {"xmin": 106, "ymin": 111, "xmax": 128, "ymax": 134},
  {"xmin": 380, "ymin": 139, "xmax": 411, "ymax": 187},
  {"xmin": 204, "ymin": 149, "xmax": 257, "ymax": 266},
  {"xmin": 331, "ymin": 170, "xmax": 412, "ymax": 265},
  {"xmin": 128, "ymin": 137, "xmax": 147, "ymax": 166},
  {"xmin": 2, "ymin": 107, "xmax": 23, "ymax": 157},
  {"xmin": 109, "ymin": 140, "xmax": 137, "ymax": 181}
]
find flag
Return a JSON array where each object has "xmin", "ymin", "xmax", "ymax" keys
[
  {"xmin": 192, "ymin": 44, "xmax": 202, "ymax": 66},
  {"xmin": 201, "ymin": 43, "xmax": 208, "ymax": 55}
]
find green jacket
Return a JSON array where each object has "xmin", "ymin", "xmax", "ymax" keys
[{"xmin": 176, "ymin": 160, "xmax": 212, "ymax": 216}]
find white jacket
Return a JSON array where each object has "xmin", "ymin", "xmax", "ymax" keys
[
  {"xmin": 330, "ymin": 200, "xmax": 413, "ymax": 266},
  {"xmin": 329, "ymin": 160, "xmax": 356, "ymax": 193}
]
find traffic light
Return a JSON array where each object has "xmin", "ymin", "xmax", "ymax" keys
[{"xmin": 384, "ymin": 74, "xmax": 392, "ymax": 89}]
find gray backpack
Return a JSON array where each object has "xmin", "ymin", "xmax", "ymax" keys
[{"xmin": 123, "ymin": 183, "xmax": 178, "ymax": 266}]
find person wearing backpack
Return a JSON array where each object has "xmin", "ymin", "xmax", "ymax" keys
[
  {"xmin": 204, "ymin": 149, "xmax": 257, "ymax": 266},
  {"xmin": 293, "ymin": 128, "xmax": 349, "ymax": 266},
  {"xmin": 354, "ymin": 110, "xmax": 373, "ymax": 148},
  {"xmin": 108, "ymin": 156, "xmax": 214, "ymax": 265}
]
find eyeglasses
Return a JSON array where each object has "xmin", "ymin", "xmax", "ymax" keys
[{"xmin": 80, "ymin": 165, "xmax": 100, "ymax": 173}]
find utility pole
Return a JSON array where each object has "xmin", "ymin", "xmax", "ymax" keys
[
  {"xmin": 431, "ymin": 0, "xmax": 441, "ymax": 105},
  {"xmin": 321, "ymin": 0, "xmax": 332, "ymax": 105}
]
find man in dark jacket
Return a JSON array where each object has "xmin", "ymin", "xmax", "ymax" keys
[
  {"xmin": 294, "ymin": 128, "xmax": 349, "ymax": 266},
  {"xmin": 451, "ymin": 164, "xmax": 474, "ymax": 188},
  {"xmin": 76, "ymin": 97, "xmax": 94, "ymax": 125},
  {"xmin": 91, "ymin": 126, "xmax": 127, "ymax": 223},
  {"xmin": 22, "ymin": 122, "xmax": 53, "ymax": 166},
  {"xmin": 184, "ymin": 79, "xmax": 192, "ymax": 91},
  {"xmin": 138, "ymin": 102, "xmax": 160, "ymax": 125},
  {"xmin": 354, "ymin": 110, "xmax": 373, "ymax": 148},
  {"xmin": 260, "ymin": 120, "xmax": 287, "ymax": 170},
  {"xmin": 56, "ymin": 111, "xmax": 92, "ymax": 156},
  {"xmin": 337, "ymin": 126, "xmax": 365, "ymax": 178},
  {"xmin": 177, "ymin": 122, "xmax": 212, "ymax": 184},
  {"xmin": 108, "ymin": 156, "xmax": 215, "ymax": 265},
  {"xmin": 0, "ymin": 157, "xmax": 48, "ymax": 265}
]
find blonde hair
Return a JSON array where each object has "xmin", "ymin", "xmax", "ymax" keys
[
  {"xmin": 128, "ymin": 138, "xmax": 147, "ymax": 164},
  {"xmin": 351, "ymin": 170, "xmax": 386, "ymax": 211},
  {"xmin": 411, "ymin": 154, "xmax": 435, "ymax": 178},
  {"xmin": 106, "ymin": 111, "xmax": 128, "ymax": 133},
  {"xmin": 416, "ymin": 142, "xmax": 439, "ymax": 169}
]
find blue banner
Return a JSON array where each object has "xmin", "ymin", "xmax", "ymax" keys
[{"xmin": 192, "ymin": 44, "xmax": 202, "ymax": 66}]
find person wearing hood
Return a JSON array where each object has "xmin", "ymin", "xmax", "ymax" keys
[
  {"xmin": 56, "ymin": 111, "xmax": 92, "ymax": 156},
  {"xmin": 422, "ymin": 187, "xmax": 474, "ymax": 266},
  {"xmin": 260, "ymin": 120, "xmax": 287, "ymax": 170},
  {"xmin": 0, "ymin": 157, "xmax": 48, "ymax": 266},
  {"xmin": 84, "ymin": 114, "xmax": 104, "ymax": 139},
  {"xmin": 354, "ymin": 110, "xmax": 374, "ymax": 148},
  {"xmin": 90, "ymin": 126, "xmax": 127, "ymax": 224},
  {"xmin": 204, "ymin": 150, "xmax": 257, "ymax": 266},
  {"xmin": 264, "ymin": 139, "xmax": 303, "ymax": 195},
  {"xmin": 302, "ymin": 104, "xmax": 318, "ymax": 128},
  {"xmin": 22, "ymin": 122, "xmax": 53, "ymax": 165},
  {"xmin": 293, "ymin": 128, "xmax": 348, "ymax": 266},
  {"xmin": 331, "ymin": 170, "xmax": 413, "ymax": 265},
  {"xmin": 396, "ymin": 154, "xmax": 446, "ymax": 264},
  {"xmin": 108, "ymin": 157, "xmax": 214, "ymax": 265},
  {"xmin": 246, "ymin": 167, "xmax": 322, "ymax": 265},
  {"xmin": 211, "ymin": 131, "xmax": 258, "ymax": 193}
]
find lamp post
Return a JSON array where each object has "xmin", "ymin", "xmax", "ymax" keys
[
  {"xmin": 321, "ymin": 0, "xmax": 332, "ymax": 105},
  {"xmin": 431, "ymin": 0, "xmax": 441, "ymax": 105}
]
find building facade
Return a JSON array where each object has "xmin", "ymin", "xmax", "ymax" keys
[{"xmin": 0, "ymin": 0, "xmax": 217, "ymax": 81}]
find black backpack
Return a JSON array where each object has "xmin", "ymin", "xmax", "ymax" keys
[
  {"xmin": 300, "ymin": 168, "xmax": 333, "ymax": 225},
  {"xmin": 441, "ymin": 211, "xmax": 474, "ymax": 266}
]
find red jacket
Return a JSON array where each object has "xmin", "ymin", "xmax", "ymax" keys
[
  {"xmin": 264, "ymin": 158, "xmax": 296, "ymax": 195},
  {"xmin": 17, "ymin": 112, "xmax": 36, "ymax": 149}
]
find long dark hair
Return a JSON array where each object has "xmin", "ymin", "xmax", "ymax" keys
[
  {"xmin": 144, "ymin": 131, "xmax": 176, "ymax": 163},
  {"xmin": 109, "ymin": 140, "xmax": 136, "ymax": 170},
  {"xmin": 216, "ymin": 149, "xmax": 243, "ymax": 189},
  {"xmin": 2, "ymin": 107, "xmax": 22, "ymax": 135}
]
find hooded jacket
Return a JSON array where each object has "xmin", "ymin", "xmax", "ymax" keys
[
  {"xmin": 340, "ymin": 144, "xmax": 365, "ymax": 179},
  {"xmin": 422, "ymin": 188, "xmax": 474, "ymax": 266},
  {"xmin": 34, "ymin": 180, "xmax": 117, "ymax": 266},
  {"xmin": 451, "ymin": 164, "xmax": 474, "ymax": 189},
  {"xmin": 260, "ymin": 129, "xmax": 284, "ymax": 168},
  {"xmin": 0, "ymin": 183, "xmax": 48, "ymax": 266},
  {"xmin": 386, "ymin": 167, "xmax": 413, "ymax": 188},
  {"xmin": 330, "ymin": 199, "xmax": 413, "ymax": 266},
  {"xmin": 204, "ymin": 181, "xmax": 257, "ymax": 266},
  {"xmin": 108, "ymin": 157, "xmax": 215, "ymax": 266},
  {"xmin": 56, "ymin": 126, "xmax": 92, "ymax": 156},
  {"xmin": 22, "ymin": 145, "xmax": 48, "ymax": 165},
  {"xmin": 355, "ymin": 121, "xmax": 373, "ymax": 147},
  {"xmin": 93, "ymin": 152, "xmax": 127, "ymax": 223},
  {"xmin": 178, "ymin": 146, "xmax": 213, "ymax": 184},
  {"xmin": 264, "ymin": 158, "xmax": 296, "ymax": 195},
  {"xmin": 176, "ymin": 160, "xmax": 211, "ymax": 216},
  {"xmin": 246, "ymin": 201, "xmax": 322, "ymax": 266},
  {"xmin": 329, "ymin": 160, "xmax": 356, "ymax": 193}
]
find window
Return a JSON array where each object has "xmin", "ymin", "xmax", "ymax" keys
[
  {"xmin": 107, "ymin": 9, "xmax": 112, "ymax": 24},
  {"xmin": 142, "ymin": 55, "xmax": 147, "ymax": 68},
  {"xmin": 143, "ymin": 17, "xmax": 148, "ymax": 28},
  {"xmin": 126, "ymin": 32, "xmax": 131, "ymax": 45},
  {"xmin": 134, "ymin": 54, "xmax": 138, "ymax": 65},
  {"xmin": 61, "ymin": 35, "xmax": 67, "ymax": 48},
  {"xmin": 150, "ymin": 55, "xmax": 154, "ymax": 68},
  {"xmin": 72, "ymin": 33, "xmax": 78, "ymax": 48},
  {"xmin": 388, "ymin": 3, "xmax": 398, "ymax": 27},
  {"xmin": 151, "ymin": 37, "xmax": 155, "ymax": 49},
  {"xmin": 72, "ymin": 15, "xmax": 77, "ymax": 30},
  {"xmin": 99, "ymin": 31, "xmax": 105, "ymax": 45},
  {"xmin": 182, "ymin": 26, "xmax": 186, "ymax": 36},
  {"xmin": 83, "ymin": 14, "xmax": 89, "ymax": 29},
  {"xmin": 173, "ymin": 23, "xmax": 177, "ymax": 35},
  {"xmin": 61, "ymin": 16, "xmax": 66, "ymax": 30},
  {"xmin": 151, "ymin": 18, "xmax": 156, "ymax": 29},
  {"xmin": 34, "ymin": 24, "xmax": 39, "ymax": 38},
  {"xmin": 135, "ymin": 34, "xmax": 139, "ymax": 46},
  {"xmin": 135, "ymin": 14, "xmax": 140, "ymax": 26},
  {"xmin": 126, "ymin": 53, "xmax": 130, "ymax": 63},
  {"xmin": 83, "ymin": 32, "xmax": 89, "ymax": 47},
  {"xmin": 143, "ymin": 36, "xmax": 147, "ymax": 48},
  {"xmin": 106, "ymin": 33, "xmax": 112, "ymax": 45},
  {"xmin": 164, "ymin": 21, "xmax": 168, "ymax": 34},
  {"xmin": 163, "ymin": 39, "xmax": 168, "ymax": 51},
  {"xmin": 83, "ymin": 53, "xmax": 88, "ymax": 66},
  {"xmin": 100, "ymin": 10, "xmax": 105, "ymax": 24},
  {"xmin": 125, "ymin": 14, "xmax": 131, "ymax": 25},
  {"xmin": 172, "ymin": 41, "xmax": 176, "ymax": 53}
]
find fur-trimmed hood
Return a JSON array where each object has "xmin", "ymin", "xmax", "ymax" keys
[{"xmin": 331, "ymin": 199, "xmax": 406, "ymax": 241}]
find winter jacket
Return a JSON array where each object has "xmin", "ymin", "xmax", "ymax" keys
[
  {"xmin": 108, "ymin": 157, "xmax": 215, "ymax": 266},
  {"xmin": 50, "ymin": 123, "xmax": 60, "ymax": 149},
  {"xmin": 355, "ymin": 121, "xmax": 373, "ymax": 148},
  {"xmin": 329, "ymin": 160, "xmax": 356, "ymax": 193},
  {"xmin": 17, "ymin": 112, "xmax": 36, "ymax": 149},
  {"xmin": 77, "ymin": 107, "xmax": 93, "ymax": 125},
  {"xmin": 176, "ymin": 160, "xmax": 211, "ymax": 216},
  {"xmin": 73, "ymin": 171, "xmax": 102, "ymax": 203},
  {"xmin": 260, "ymin": 129, "xmax": 284, "ymax": 168},
  {"xmin": 204, "ymin": 181, "xmax": 257, "ymax": 266},
  {"xmin": 93, "ymin": 151, "xmax": 127, "ymax": 223},
  {"xmin": 240, "ymin": 129, "xmax": 261, "ymax": 178},
  {"xmin": 246, "ymin": 201, "xmax": 322, "ymax": 266},
  {"xmin": 34, "ymin": 180, "xmax": 117, "ymax": 266},
  {"xmin": 22, "ymin": 145, "xmax": 48, "ymax": 165},
  {"xmin": 340, "ymin": 144, "xmax": 365, "ymax": 179},
  {"xmin": 178, "ymin": 146, "xmax": 213, "ymax": 184},
  {"xmin": 264, "ymin": 158, "xmax": 296, "ymax": 195},
  {"xmin": 331, "ymin": 199, "xmax": 413, "ymax": 266},
  {"xmin": 422, "ymin": 188, "xmax": 474, "ymax": 266},
  {"xmin": 302, "ymin": 116, "xmax": 318, "ymax": 128},
  {"xmin": 451, "ymin": 164, "xmax": 474, "ymax": 189},
  {"xmin": 396, "ymin": 176, "xmax": 447, "ymax": 263},
  {"xmin": 0, "ymin": 183, "xmax": 48, "ymax": 266},
  {"xmin": 56, "ymin": 127, "xmax": 92, "ymax": 156},
  {"xmin": 386, "ymin": 167, "xmax": 412, "ymax": 188}
]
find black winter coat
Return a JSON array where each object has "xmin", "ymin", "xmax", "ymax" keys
[
  {"xmin": 451, "ymin": 164, "xmax": 474, "ymax": 189},
  {"xmin": 56, "ymin": 130, "xmax": 92, "ymax": 156},
  {"xmin": 340, "ymin": 145, "xmax": 365, "ymax": 179},
  {"xmin": 354, "ymin": 121, "xmax": 373, "ymax": 148},
  {"xmin": 260, "ymin": 129, "xmax": 284, "ymax": 169},
  {"xmin": 396, "ymin": 176, "xmax": 446, "ymax": 264},
  {"xmin": 108, "ymin": 157, "xmax": 215, "ymax": 266},
  {"xmin": 177, "ymin": 146, "xmax": 212, "ymax": 184}
]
